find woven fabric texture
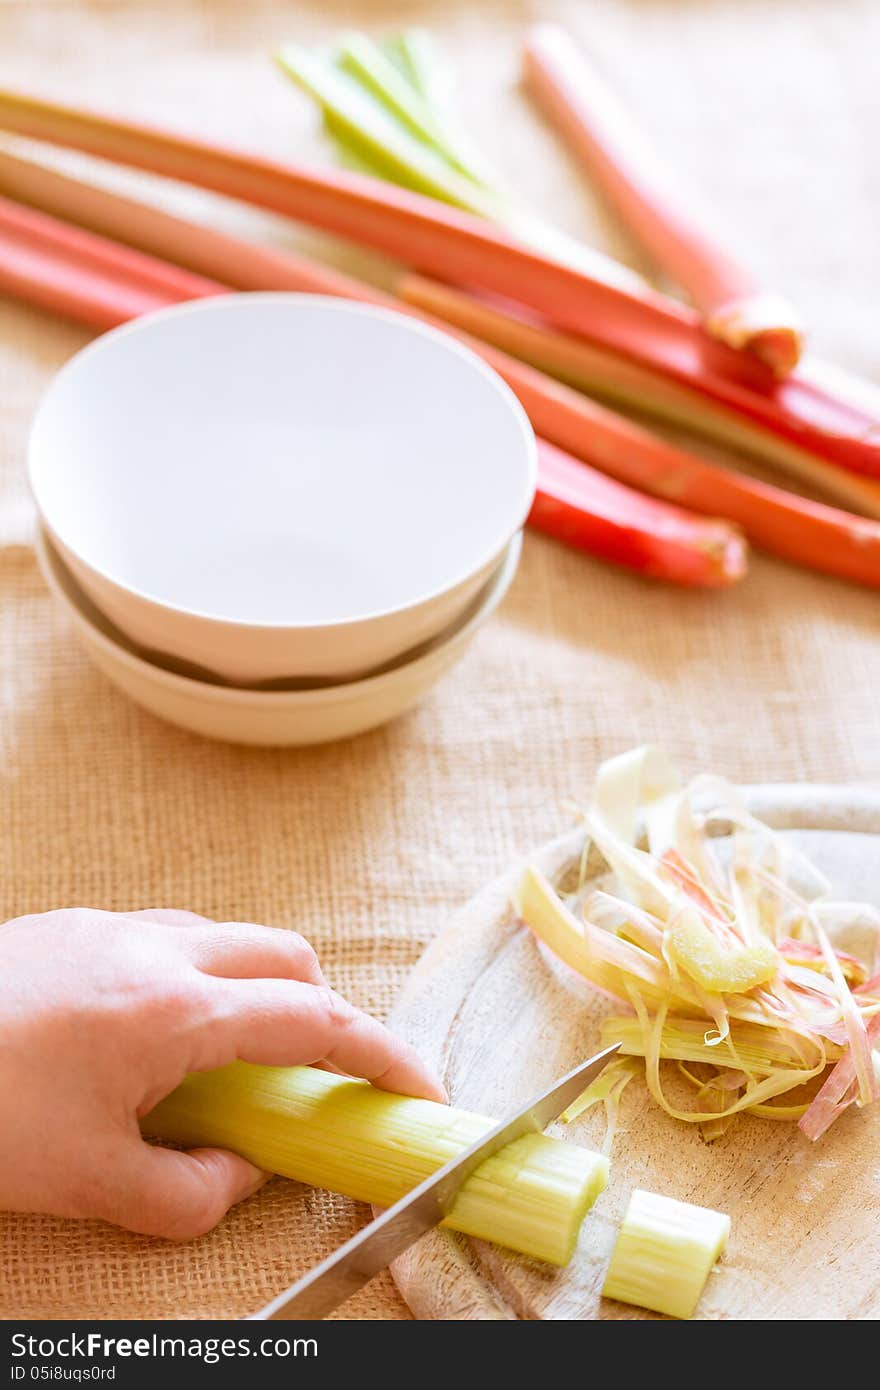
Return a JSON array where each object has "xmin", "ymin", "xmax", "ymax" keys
[{"xmin": 1, "ymin": 0, "xmax": 879, "ymax": 1320}]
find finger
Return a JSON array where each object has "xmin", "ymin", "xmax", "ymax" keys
[
  {"xmin": 208, "ymin": 978, "xmax": 447, "ymax": 1101},
  {"xmin": 186, "ymin": 922, "xmax": 326, "ymax": 986},
  {"xmin": 127, "ymin": 909, "xmax": 213, "ymax": 928},
  {"xmin": 99, "ymin": 1142, "xmax": 268, "ymax": 1240}
]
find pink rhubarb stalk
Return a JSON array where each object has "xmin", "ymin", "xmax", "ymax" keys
[
  {"xmin": 5, "ymin": 153, "xmax": 878, "ymax": 586},
  {"xmin": 399, "ymin": 272, "xmax": 880, "ymax": 520},
  {"xmin": 2, "ymin": 152, "xmax": 878, "ymax": 588},
  {"xmin": 0, "ymin": 193, "xmax": 222, "ymax": 327},
  {"xmin": 522, "ymin": 23, "xmax": 804, "ymax": 376},
  {"xmin": 0, "ymin": 188, "xmax": 744, "ymax": 588},
  {"xmin": 532, "ymin": 440, "xmax": 745, "ymax": 586},
  {"xmin": 0, "ymin": 86, "xmax": 876, "ymax": 478}
]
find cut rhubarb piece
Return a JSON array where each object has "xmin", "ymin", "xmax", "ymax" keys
[{"xmin": 602, "ymin": 1189, "xmax": 730, "ymax": 1318}]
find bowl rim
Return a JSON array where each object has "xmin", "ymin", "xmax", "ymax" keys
[
  {"xmin": 36, "ymin": 525, "xmax": 522, "ymax": 707},
  {"xmin": 28, "ymin": 293, "xmax": 536, "ymax": 632}
]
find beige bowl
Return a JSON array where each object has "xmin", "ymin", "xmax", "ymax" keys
[
  {"xmin": 29, "ymin": 295, "xmax": 535, "ymax": 684},
  {"xmin": 36, "ymin": 528, "xmax": 522, "ymax": 745}
]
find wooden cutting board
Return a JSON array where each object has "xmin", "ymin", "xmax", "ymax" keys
[{"xmin": 387, "ymin": 785, "xmax": 880, "ymax": 1320}]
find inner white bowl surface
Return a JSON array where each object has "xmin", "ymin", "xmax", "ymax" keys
[{"xmin": 29, "ymin": 294, "xmax": 535, "ymax": 680}]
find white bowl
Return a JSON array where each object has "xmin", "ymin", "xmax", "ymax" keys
[
  {"xmin": 36, "ymin": 527, "xmax": 522, "ymax": 745},
  {"xmin": 28, "ymin": 294, "xmax": 535, "ymax": 684}
]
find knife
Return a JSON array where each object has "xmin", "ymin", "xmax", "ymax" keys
[{"xmin": 250, "ymin": 1042, "xmax": 619, "ymax": 1321}]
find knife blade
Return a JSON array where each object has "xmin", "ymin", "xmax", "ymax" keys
[{"xmin": 250, "ymin": 1042, "xmax": 619, "ymax": 1321}]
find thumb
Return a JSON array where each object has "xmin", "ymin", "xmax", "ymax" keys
[{"xmin": 101, "ymin": 1142, "xmax": 268, "ymax": 1240}]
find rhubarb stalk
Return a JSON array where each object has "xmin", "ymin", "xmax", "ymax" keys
[
  {"xmin": 602, "ymin": 1189, "xmax": 730, "ymax": 1319},
  {"xmin": 398, "ymin": 272, "xmax": 880, "ymax": 520},
  {"xmin": 478, "ymin": 330, "xmax": 880, "ymax": 587},
  {"xmin": 0, "ymin": 182, "xmax": 742, "ymax": 588},
  {"xmin": 532, "ymin": 440, "xmax": 745, "ymax": 587},
  {"xmin": 0, "ymin": 192, "xmax": 223, "ymax": 328},
  {"xmin": 278, "ymin": 36, "xmax": 644, "ymax": 290},
  {"xmin": 0, "ymin": 86, "xmax": 876, "ymax": 478},
  {"xmin": 6, "ymin": 153, "xmax": 880, "ymax": 588},
  {"xmin": 522, "ymin": 24, "xmax": 804, "ymax": 376},
  {"xmin": 4, "ymin": 147, "xmax": 868, "ymax": 531},
  {"xmin": 0, "ymin": 148, "xmax": 363, "ymax": 300},
  {"xmin": 144, "ymin": 1062, "xmax": 610, "ymax": 1266}
]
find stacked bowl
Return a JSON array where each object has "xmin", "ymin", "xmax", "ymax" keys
[{"xmin": 29, "ymin": 295, "xmax": 536, "ymax": 745}]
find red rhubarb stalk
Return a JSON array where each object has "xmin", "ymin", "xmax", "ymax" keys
[
  {"xmin": 0, "ymin": 190, "xmax": 742, "ymax": 588},
  {"xmin": 398, "ymin": 272, "xmax": 880, "ymax": 519},
  {"xmin": 497, "ymin": 344, "xmax": 880, "ymax": 588},
  {"xmin": 3, "ymin": 154, "xmax": 878, "ymax": 588},
  {"xmin": 532, "ymin": 440, "xmax": 745, "ymax": 586},
  {"xmin": 0, "ymin": 193, "xmax": 223, "ymax": 328},
  {"xmin": 0, "ymin": 152, "xmax": 870, "ymax": 528},
  {"xmin": 522, "ymin": 24, "xmax": 804, "ymax": 376},
  {"xmin": 0, "ymin": 87, "xmax": 876, "ymax": 477}
]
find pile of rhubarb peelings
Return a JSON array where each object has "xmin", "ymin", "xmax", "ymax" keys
[{"xmin": 518, "ymin": 748, "xmax": 880, "ymax": 1142}]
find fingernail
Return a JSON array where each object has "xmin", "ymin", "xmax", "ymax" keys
[{"xmin": 244, "ymin": 1170, "xmax": 271, "ymax": 1200}]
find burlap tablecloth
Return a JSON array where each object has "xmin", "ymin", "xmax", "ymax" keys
[{"xmin": 1, "ymin": 0, "xmax": 878, "ymax": 1320}]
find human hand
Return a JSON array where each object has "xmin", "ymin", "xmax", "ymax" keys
[{"xmin": 0, "ymin": 907, "xmax": 444, "ymax": 1239}]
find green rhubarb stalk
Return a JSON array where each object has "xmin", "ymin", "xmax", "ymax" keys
[
  {"xmin": 277, "ymin": 44, "xmax": 505, "ymax": 214},
  {"xmin": 336, "ymin": 30, "xmax": 494, "ymax": 187},
  {"xmin": 383, "ymin": 29, "xmax": 451, "ymax": 105}
]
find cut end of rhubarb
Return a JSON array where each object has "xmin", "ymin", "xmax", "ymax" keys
[
  {"xmin": 712, "ymin": 529, "xmax": 749, "ymax": 587},
  {"xmin": 749, "ymin": 326, "xmax": 804, "ymax": 378},
  {"xmin": 706, "ymin": 292, "xmax": 805, "ymax": 377},
  {"xmin": 448, "ymin": 1132, "xmax": 610, "ymax": 1265}
]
